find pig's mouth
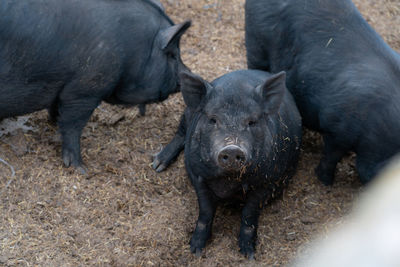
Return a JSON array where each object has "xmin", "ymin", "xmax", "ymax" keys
[{"xmin": 217, "ymin": 163, "xmax": 250, "ymax": 178}]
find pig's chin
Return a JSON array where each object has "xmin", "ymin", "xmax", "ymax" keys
[
  {"xmin": 214, "ymin": 161, "xmax": 250, "ymax": 177},
  {"xmin": 207, "ymin": 177, "xmax": 242, "ymax": 199}
]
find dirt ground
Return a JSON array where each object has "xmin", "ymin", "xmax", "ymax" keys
[{"xmin": 0, "ymin": 0, "xmax": 399, "ymax": 266}]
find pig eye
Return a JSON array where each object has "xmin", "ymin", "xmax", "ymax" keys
[
  {"xmin": 209, "ymin": 117, "xmax": 217, "ymax": 125},
  {"xmin": 248, "ymin": 120, "xmax": 257, "ymax": 127},
  {"xmin": 167, "ymin": 51, "xmax": 177, "ymax": 60}
]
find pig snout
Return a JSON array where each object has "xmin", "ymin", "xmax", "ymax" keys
[{"xmin": 217, "ymin": 145, "xmax": 248, "ymax": 170}]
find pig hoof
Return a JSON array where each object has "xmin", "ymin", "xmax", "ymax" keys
[
  {"xmin": 194, "ymin": 248, "xmax": 202, "ymax": 257},
  {"xmin": 249, "ymin": 253, "xmax": 255, "ymax": 260},
  {"xmin": 138, "ymin": 104, "xmax": 146, "ymax": 116},
  {"xmin": 48, "ymin": 116, "xmax": 57, "ymax": 125},
  {"xmin": 315, "ymin": 166, "xmax": 334, "ymax": 186},
  {"xmin": 63, "ymin": 153, "xmax": 72, "ymax": 167},
  {"xmin": 190, "ymin": 236, "xmax": 207, "ymax": 256},
  {"xmin": 190, "ymin": 245, "xmax": 203, "ymax": 257},
  {"xmin": 247, "ymin": 252, "xmax": 255, "ymax": 260},
  {"xmin": 239, "ymin": 239, "xmax": 256, "ymax": 259},
  {"xmin": 76, "ymin": 165, "xmax": 88, "ymax": 175},
  {"xmin": 152, "ymin": 156, "xmax": 167, "ymax": 172},
  {"xmin": 319, "ymin": 177, "xmax": 334, "ymax": 186},
  {"xmin": 62, "ymin": 150, "xmax": 84, "ymax": 170},
  {"xmin": 239, "ymin": 247, "xmax": 256, "ymax": 260}
]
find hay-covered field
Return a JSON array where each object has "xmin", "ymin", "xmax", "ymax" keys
[{"xmin": 1, "ymin": 0, "xmax": 399, "ymax": 265}]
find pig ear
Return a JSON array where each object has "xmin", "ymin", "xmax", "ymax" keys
[
  {"xmin": 180, "ymin": 71, "xmax": 209, "ymax": 109},
  {"xmin": 147, "ymin": 0, "xmax": 165, "ymax": 11},
  {"xmin": 258, "ymin": 71, "xmax": 286, "ymax": 114},
  {"xmin": 159, "ymin": 20, "xmax": 191, "ymax": 51}
]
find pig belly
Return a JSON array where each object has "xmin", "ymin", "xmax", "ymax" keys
[{"xmin": 0, "ymin": 80, "xmax": 60, "ymax": 118}]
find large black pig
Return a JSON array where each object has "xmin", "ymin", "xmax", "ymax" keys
[
  {"xmin": 153, "ymin": 70, "xmax": 302, "ymax": 258},
  {"xmin": 0, "ymin": 0, "xmax": 190, "ymax": 170},
  {"xmin": 245, "ymin": 0, "xmax": 400, "ymax": 185}
]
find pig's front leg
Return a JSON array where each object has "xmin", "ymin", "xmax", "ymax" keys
[
  {"xmin": 239, "ymin": 188, "xmax": 267, "ymax": 260},
  {"xmin": 190, "ymin": 175, "xmax": 217, "ymax": 256},
  {"xmin": 152, "ymin": 114, "xmax": 186, "ymax": 172}
]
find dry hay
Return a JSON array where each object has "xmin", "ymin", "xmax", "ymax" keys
[{"xmin": 0, "ymin": 0, "xmax": 399, "ymax": 266}]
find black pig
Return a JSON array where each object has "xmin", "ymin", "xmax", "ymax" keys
[
  {"xmin": 0, "ymin": 0, "xmax": 191, "ymax": 171},
  {"xmin": 153, "ymin": 70, "xmax": 302, "ymax": 258},
  {"xmin": 245, "ymin": 0, "xmax": 400, "ymax": 184}
]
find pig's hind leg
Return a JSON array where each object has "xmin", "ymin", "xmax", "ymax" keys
[
  {"xmin": 356, "ymin": 150, "xmax": 392, "ymax": 184},
  {"xmin": 315, "ymin": 134, "xmax": 349, "ymax": 185},
  {"xmin": 138, "ymin": 104, "xmax": 146, "ymax": 116},
  {"xmin": 152, "ymin": 114, "xmax": 186, "ymax": 172},
  {"xmin": 57, "ymin": 88, "xmax": 101, "ymax": 172},
  {"xmin": 47, "ymin": 99, "xmax": 59, "ymax": 125}
]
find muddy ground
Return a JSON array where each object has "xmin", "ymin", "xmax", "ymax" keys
[{"xmin": 0, "ymin": 0, "xmax": 399, "ymax": 266}]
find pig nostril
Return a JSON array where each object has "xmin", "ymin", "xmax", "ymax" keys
[{"xmin": 217, "ymin": 145, "xmax": 247, "ymax": 169}]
